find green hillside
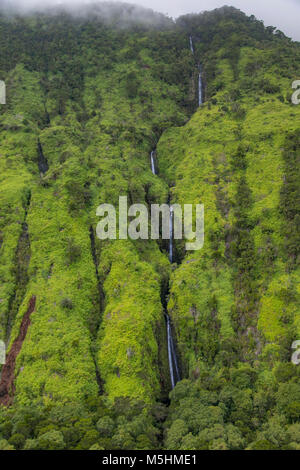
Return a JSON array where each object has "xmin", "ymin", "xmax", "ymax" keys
[{"xmin": 0, "ymin": 3, "xmax": 299, "ymax": 450}]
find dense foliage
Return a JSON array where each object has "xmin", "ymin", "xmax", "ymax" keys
[{"xmin": 0, "ymin": 3, "xmax": 299, "ymax": 450}]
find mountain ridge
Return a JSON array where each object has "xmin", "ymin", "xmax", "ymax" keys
[{"xmin": 0, "ymin": 3, "xmax": 299, "ymax": 450}]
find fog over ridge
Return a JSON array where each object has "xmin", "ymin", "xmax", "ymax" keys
[
  {"xmin": 0, "ymin": 1, "xmax": 174, "ymax": 29},
  {"xmin": 0, "ymin": 0, "xmax": 299, "ymax": 40}
]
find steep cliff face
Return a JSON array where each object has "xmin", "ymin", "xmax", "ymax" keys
[
  {"xmin": 158, "ymin": 38, "xmax": 300, "ymax": 370},
  {"xmin": 0, "ymin": 3, "xmax": 299, "ymax": 451},
  {"xmin": 158, "ymin": 10, "xmax": 300, "ymax": 449}
]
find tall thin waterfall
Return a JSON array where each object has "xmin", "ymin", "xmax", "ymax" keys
[
  {"xmin": 149, "ymin": 151, "xmax": 180, "ymax": 390},
  {"xmin": 166, "ymin": 314, "xmax": 180, "ymax": 389},
  {"xmin": 171, "ymin": 331, "xmax": 180, "ymax": 381},
  {"xmin": 198, "ymin": 66, "xmax": 203, "ymax": 107},
  {"xmin": 167, "ymin": 316, "xmax": 175, "ymax": 389},
  {"xmin": 189, "ymin": 35, "xmax": 203, "ymax": 107},
  {"xmin": 167, "ymin": 206, "xmax": 180, "ymax": 389},
  {"xmin": 189, "ymin": 35, "xmax": 194, "ymax": 54},
  {"xmin": 150, "ymin": 150, "xmax": 156, "ymax": 175},
  {"xmin": 169, "ymin": 206, "xmax": 173, "ymax": 263}
]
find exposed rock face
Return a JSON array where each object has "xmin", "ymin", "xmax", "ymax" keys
[{"xmin": 0, "ymin": 296, "xmax": 36, "ymax": 406}]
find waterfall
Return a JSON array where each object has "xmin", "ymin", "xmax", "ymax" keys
[
  {"xmin": 170, "ymin": 330, "xmax": 180, "ymax": 382},
  {"xmin": 198, "ymin": 66, "xmax": 203, "ymax": 107},
  {"xmin": 149, "ymin": 152, "xmax": 180, "ymax": 390},
  {"xmin": 166, "ymin": 314, "xmax": 181, "ymax": 389},
  {"xmin": 167, "ymin": 315, "xmax": 175, "ymax": 389},
  {"xmin": 169, "ymin": 206, "xmax": 173, "ymax": 263},
  {"xmin": 150, "ymin": 150, "xmax": 156, "ymax": 175},
  {"xmin": 189, "ymin": 35, "xmax": 203, "ymax": 107},
  {"xmin": 189, "ymin": 35, "xmax": 194, "ymax": 54},
  {"xmin": 167, "ymin": 207, "xmax": 181, "ymax": 389}
]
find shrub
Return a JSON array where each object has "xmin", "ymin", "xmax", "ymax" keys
[{"xmin": 60, "ymin": 298, "xmax": 74, "ymax": 310}]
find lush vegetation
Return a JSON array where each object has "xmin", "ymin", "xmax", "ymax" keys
[{"xmin": 0, "ymin": 3, "xmax": 299, "ymax": 450}]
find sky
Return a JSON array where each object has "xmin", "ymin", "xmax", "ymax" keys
[{"xmin": 1, "ymin": 0, "xmax": 299, "ymax": 41}]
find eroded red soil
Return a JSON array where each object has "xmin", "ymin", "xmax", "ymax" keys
[{"xmin": 0, "ymin": 296, "xmax": 36, "ymax": 406}]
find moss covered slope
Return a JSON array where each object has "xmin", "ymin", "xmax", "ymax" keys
[{"xmin": 0, "ymin": 4, "xmax": 299, "ymax": 451}]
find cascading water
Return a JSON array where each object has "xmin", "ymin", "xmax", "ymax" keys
[
  {"xmin": 149, "ymin": 34, "xmax": 202, "ymax": 389},
  {"xmin": 149, "ymin": 151, "xmax": 180, "ymax": 390},
  {"xmin": 189, "ymin": 35, "xmax": 194, "ymax": 54},
  {"xmin": 167, "ymin": 316, "xmax": 175, "ymax": 389},
  {"xmin": 150, "ymin": 150, "xmax": 156, "ymax": 175},
  {"xmin": 198, "ymin": 66, "xmax": 203, "ymax": 107},
  {"xmin": 169, "ymin": 206, "xmax": 173, "ymax": 264},
  {"xmin": 166, "ymin": 207, "xmax": 180, "ymax": 389},
  {"xmin": 166, "ymin": 314, "xmax": 181, "ymax": 389},
  {"xmin": 171, "ymin": 330, "xmax": 180, "ymax": 382},
  {"xmin": 189, "ymin": 35, "xmax": 204, "ymax": 107}
]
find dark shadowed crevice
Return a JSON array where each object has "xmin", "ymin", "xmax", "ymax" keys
[
  {"xmin": 37, "ymin": 139, "xmax": 49, "ymax": 175},
  {"xmin": 147, "ymin": 149, "xmax": 183, "ymax": 394},
  {"xmin": 0, "ymin": 296, "xmax": 36, "ymax": 406},
  {"xmin": 89, "ymin": 226, "xmax": 104, "ymax": 317},
  {"xmin": 89, "ymin": 225, "xmax": 105, "ymax": 394},
  {"xmin": 228, "ymin": 146, "xmax": 261, "ymax": 360},
  {"xmin": 5, "ymin": 191, "xmax": 31, "ymax": 343}
]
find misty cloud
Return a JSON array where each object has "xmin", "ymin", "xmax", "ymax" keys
[
  {"xmin": 134, "ymin": 0, "xmax": 300, "ymax": 40},
  {"xmin": 0, "ymin": 0, "xmax": 299, "ymax": 40}
]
